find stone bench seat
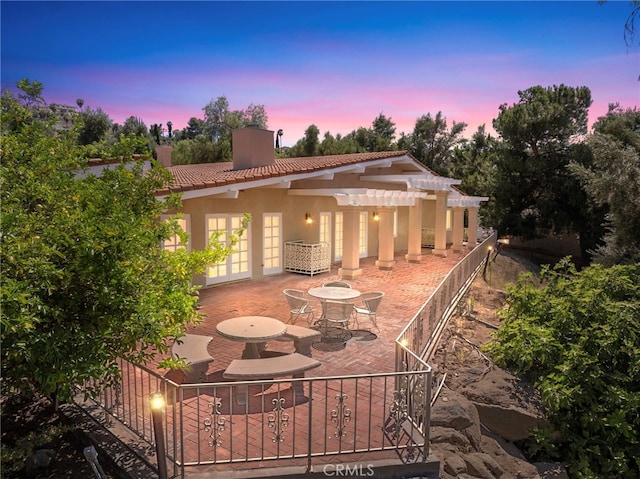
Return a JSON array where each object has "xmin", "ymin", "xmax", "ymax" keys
[
  {"xmin": 223, "ymin": 352, "xmax": 320, "ymax": 404},
  {"xmin": 272, "ymin": 324, "xmax": 322, "ymax": 356},
  {"xmin": 171, "ymin": 334, "xmax": 214, "ymax": 383}
]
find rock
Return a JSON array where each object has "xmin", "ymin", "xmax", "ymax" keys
[
  {"xmin": 481, "ymin": 434, "xmax": 541, "ymax": 479},
  {"xmin": 432, "ymin": 389, "xmax": 477, "ymax": 430},
  {"xmin": 473, "ymin": 402, "xmax": 546, "ymax": 442},
  {"xmin": 431, "ymin": 426, "xmax": 472, "ymax": 450},
  {"xmin": 462, "ymin": 452, "xmax": 501, "ymax": 479},
  {"xmin": 444, "ymin": 454, "xmax": 468, "ymax": 475},
  {"xmin": 534, "ymin": 462, "xmax": 569, "ymax": 479}
]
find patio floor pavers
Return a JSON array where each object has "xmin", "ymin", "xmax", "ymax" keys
[{"xmin": 183, "ymin": 247, "xmax": 469, "ymax": 379}]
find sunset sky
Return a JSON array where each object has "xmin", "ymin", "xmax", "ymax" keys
[{"xmin": 2, "ymin": 1, "xmax": 638, "ymax": 146}]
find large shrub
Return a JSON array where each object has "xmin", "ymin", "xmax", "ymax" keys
[{"xmin": 486, "ymin": 258, "xmax": 640, "ymax": 478}]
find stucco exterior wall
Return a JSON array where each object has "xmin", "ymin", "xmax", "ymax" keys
[{"xmin": 177, "ymin": 187, "xmax": 436, "ymax": 283}]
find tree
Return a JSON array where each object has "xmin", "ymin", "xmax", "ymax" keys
[
  {"xmin": 203, "ymin": 96, "xmax": 230, "ymax": 142},
  {"xmin": 371, "ymin": 113, "xmax": 396, "ymax": 151},
  {"xmin": 570, "ymin": 105, "xmax": 640, "ymax": 265},
  {"xmin": 150, "ymin": 123, "xmax": 163, "ymax": 144},
  {"xmin": 0, "ymin": 84, "xmax": 244, "ymax": 404},
  {"xmin": 77, "ymin": 107, "xmax": 111, "ymax": 145},
  {"xmin": 485, "ymin": 259, "xmax": 640, "ymax": 477},
  {"xmin": 491, "ymin": 85, "xmax": 598, "ymax": 259},
  {"xmin": 450, "ymin": 125, "xmax": 499, "ymax": 225},
  {"xmin": 182, "ymin": 117, "xmax": 206, "ymax": 140},
  {"xmin": 16, "ymin": 78, "xmax": 45, "ymax": 107},
  {"xmin": 294, "ymin": 124, "xmax": 320, "ymax": 157},
  {"xmin": 121, "ymin": 115, "xmax": 148, "ymax": 137},
  {"xmin": 405, "ymin": 111, "xmax": 467, "ymax": 175}
]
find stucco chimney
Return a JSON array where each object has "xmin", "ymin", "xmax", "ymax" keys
[
  {"xmin": 232, "ymin": 127, "xmax": 275, "ymax": 170},
  {"xmin": 155, "ymin": 145, "xmax": 173, "ymax": 167}
]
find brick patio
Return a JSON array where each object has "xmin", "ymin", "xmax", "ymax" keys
[
  {"xmin": 180, "ymin": 247, "xmax": 470, "ymax": 380},
  {"xmin": 113, "ymin": 247, "xmax": 476, "ymax": 477}
]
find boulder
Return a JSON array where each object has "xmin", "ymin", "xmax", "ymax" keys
[
  {"xmin": 461, "ymin": 452, "xmax": 501, "ymax": 479},
  {"xmin": 473, "ymin": 402, "xmax": 546, "ymax": 442},
  {"xmin": 444, "ymin": 454, "xmax": 468, "ymax": 476}
]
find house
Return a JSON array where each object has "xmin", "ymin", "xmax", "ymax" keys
[{"xmin": 157, "ymin": 127, "xmax": 488, "ymax": 286}]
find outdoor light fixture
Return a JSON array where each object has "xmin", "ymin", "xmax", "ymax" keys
[
  {"xmin": 305, "ymin": 213, "xmax": 313, "ymax": 225},
  {"xmin": 372, "ymin": 212, "xmax": 380, "ymax": 221},
  {"xmin": 149, "ymin": 392, "xmax": 168, "ymax": 479}
]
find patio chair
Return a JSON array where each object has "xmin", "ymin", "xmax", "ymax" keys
[
  {"xmin": 353, "ymin": 292, "xmax": 384, "ymax": 332},
  {"xmin": 322, "ymin": 280, "xmax": 352, "ymax": 288},
  {"xmin": 320, "ymin": 300, "xmax": 354, "ymax": 342},
  {"xmin": 283, "ymin": 289, "xmax": 314, "ymax": 325}
]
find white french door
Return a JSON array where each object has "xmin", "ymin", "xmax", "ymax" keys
[
  {"xmin": 206, "ymin": 214, "xmax": 251, "ymax": 285},
  {"xmin": 263, "ymin": 213, "xmax": 282, "ymax": 275}
]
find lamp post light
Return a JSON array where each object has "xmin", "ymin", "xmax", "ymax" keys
[{"xmin": 150, "ymin": 392, "xmax": 168, "ymax": 479}]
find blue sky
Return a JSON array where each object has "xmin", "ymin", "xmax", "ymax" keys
[{"xmin": 2, "ymin": 1, "xmax": 638, "ymax": 146}]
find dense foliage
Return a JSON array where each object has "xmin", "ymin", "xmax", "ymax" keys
[
  {"xmin": 486, "ymin": 259, "xmax": 640, "ymax": 478},
  {"xmin": 570, "ymin": 105, "xmax": 640, "ymax": 266},
  {"xmin": 0, "ymin": 85, "xmax": 241, "ymax": 403}
]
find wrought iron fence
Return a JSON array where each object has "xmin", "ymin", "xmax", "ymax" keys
[
  {"xmin": 81, "ymin": 360, "xmax": 431, "ymax": 476},
  {"xmin": 395, "ymin": 232, "xmax": 497, "ymax": 415}
]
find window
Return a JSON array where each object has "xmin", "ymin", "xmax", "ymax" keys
[
  {"xmin": 161, "ymin": 214, "xmax": 190, "ymax": 252},
  {"xmin": 263, "ymin": 213, "xmax": 282, "ymax": 275},
  {"xmin": 446, "ymin": 209, "xmax": 452, "ymax": 230}
]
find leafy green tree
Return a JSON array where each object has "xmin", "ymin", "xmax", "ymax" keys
[
  {"xmin": 203, "ymin": 96, "xmax": 268, "ymax": 142},
  {"xmin": 16, "ymin": 78, "xmax": 45, "ymax": 107},
  {"xmin": 450, "ymin": 125, "xmax": 499, "ymax": 225},
  {"xmin": 171, "ymin": 135, "xmax": 222, "ymax": 165},
  {"xmin": 1, "ymin": 85, "xmax": 242, "ymax": 404},
  {"xmin": 491, "ymin": 85, "xmax": 600, "ymax": 260},
  {"xmin": 486, "ymin": 259, "xmax": 640, "ymax": 478},
  {"xmin": 570, "ymin": 105, "xmax": 640, "ymax": 266},
  {"xmin": 289, "ymin": 124, "xmax": 321, "ymax": 157},
  {"xmin": 77, "ymin": 106, "xmax": 112, "ymax": 145},
  {"xmin": 403, "ymin": 111, "xmax": 467, "ymax": 176},
  {"xmin": 178, "ymin": 117, "xmax": 206, "ymax": 140},
  {"xmin": 150, "ymin": 123, "xmax": 162, "ymax": 144},
  {"xmin": 121, "ymin": 115, "xmax": 148, "ymax": 137},
  {"xmin": 371, "ymin": 113, "xmax": 396, "ymax": 151}
]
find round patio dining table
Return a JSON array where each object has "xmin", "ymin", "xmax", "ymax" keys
[
  {"xmin": 307, "ymin": 286, "xmax": 361, "ymax": 301},
  {"xmin": 216, "ymin": 316, "xmax": 287, "ymax": 359}
]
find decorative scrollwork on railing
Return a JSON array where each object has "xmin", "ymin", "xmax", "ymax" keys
[
  {"xmin": 268, "ymin": 397, "xmax": 289, "ymax": 443},
  {"xmin": 409, "ymin": 375, "xmax": 427, "ymax": 430},
  {"xmin": 389, "ymin": 388, "xmax": 408, "ymax": 440},
  {"xmin": 331, "ymin": 393, "xmax": 352, "ymax": 437},
  {"xmin": 203, "ymin": 397, "xmax": 226, "ymax": 447}
]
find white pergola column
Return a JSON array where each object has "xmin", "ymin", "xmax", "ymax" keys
[
  {"xmin": 405, "ymin": 199, "xmax": 423, "ymax": 263},
  {"xmin": 338, "ymin": 208, "xmax": 363, "ymax": 279},
  {"xmin": 452, "ymin": 206, "xmax": 465, "ymax": 252},
  {"xmin": 375, "ymin": 206, "xmax": 396, "ymax": 270},
  {"xmin": 466, "ymin": 206, "xmax": 479, "ymax": 249},
  {"xmin": 433, "ymin": 191, "xmax": 449, "ymax": 257}
]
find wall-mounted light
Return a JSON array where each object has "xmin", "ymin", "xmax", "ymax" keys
[
  {"xmin": 372, "ymin": 212, "xmax": 380, "ymax": 221},
  {"xmin": 305, "ymin": 213, "xmax": 313, "ymax": 225}
]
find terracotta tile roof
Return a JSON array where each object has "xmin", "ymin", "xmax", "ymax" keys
[{"xmin": 159, "ymin": 150, "xmax": 411, "ymax": 195}]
